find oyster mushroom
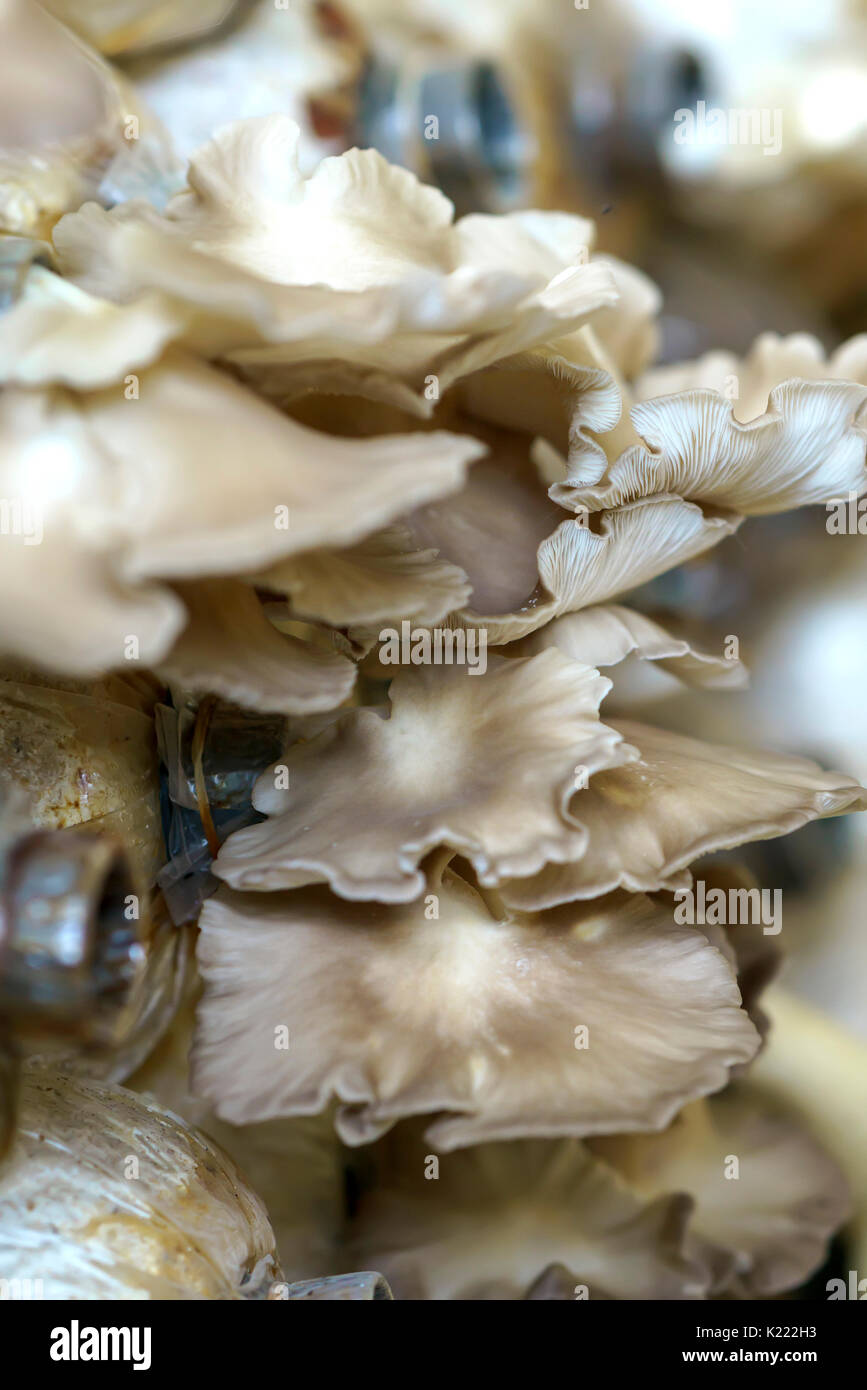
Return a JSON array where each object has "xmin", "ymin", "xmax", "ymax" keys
[
  {"xmin": 496, "ymin": 721, "xmax": 867, "ymax": 909},
  {"xmin": 212, "ymin": 651, "xmax": 633, "ymax": 900},
  {"xmin": 637, "ymin": 331, "xmax": 867, "ymax": 421},
  {"xmin": 590, "ymin": 1089, "xmax": 851, "ymax": 1298},
  {"xmin": 553, "ymin": 378, "xmax": 867, "ymax": 516},
  {"xmin": 0, "ymin": 340, "xmax": 482, "ymax": 698},
  {"xmin": 51, "ymin": 114, "xmax": 619, "ymax": 409},
  {"xmin": 751, "ymin": 988, "xmax": 867, "ymax": 1278},
  {"xmin": 345, "ymin": 1121, "xmax": 711, "ymax": 1300},
  {"xmin": 509, "ymin": 604, "xmax": 749, "ymax": 692},
  {"xmin": 255, "ymin": 525, "xmax": 472, "ymax": 632},
  {"xmin": 0, "ymin": 85, "xmax": 864, "ymax": 1310},
  {"xmin": 192, "ymin": 871, "xmax": 758, "ymax": 1145}
]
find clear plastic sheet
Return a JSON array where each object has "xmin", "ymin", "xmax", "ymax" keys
[
  {"xmin": 155, "ymin": 694, "xmax": 288, "ymax": 924},
  {"xmin": 0, "ymin": 1066, "xmax": 282, "ymax": 1299}
]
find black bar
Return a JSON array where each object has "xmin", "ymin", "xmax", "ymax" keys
[{"xmin": 5, "ymin": 1296, "xmax": 862, "ymax": 1376}]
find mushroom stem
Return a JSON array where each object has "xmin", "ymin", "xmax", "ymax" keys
[
  {"xmin": 580, "ymin": 325, "xmax": 644, "ymax": 463},
  {"xmin": 425, "ymin": 846, "xmax": 456, "ymax": 891},
  {"xmin": 474, "ymin": 880, "xmax": 509, "ymax": 921}
]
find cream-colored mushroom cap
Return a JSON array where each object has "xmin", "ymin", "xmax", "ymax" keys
[{"xmin": 193, "ymin": 872, "xmax": 759, "ymax": 1146}]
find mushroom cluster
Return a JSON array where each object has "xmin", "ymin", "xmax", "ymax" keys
[{"xmin": 1, "ymin": 108, "xmax": 865, "ymax": 1299}]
